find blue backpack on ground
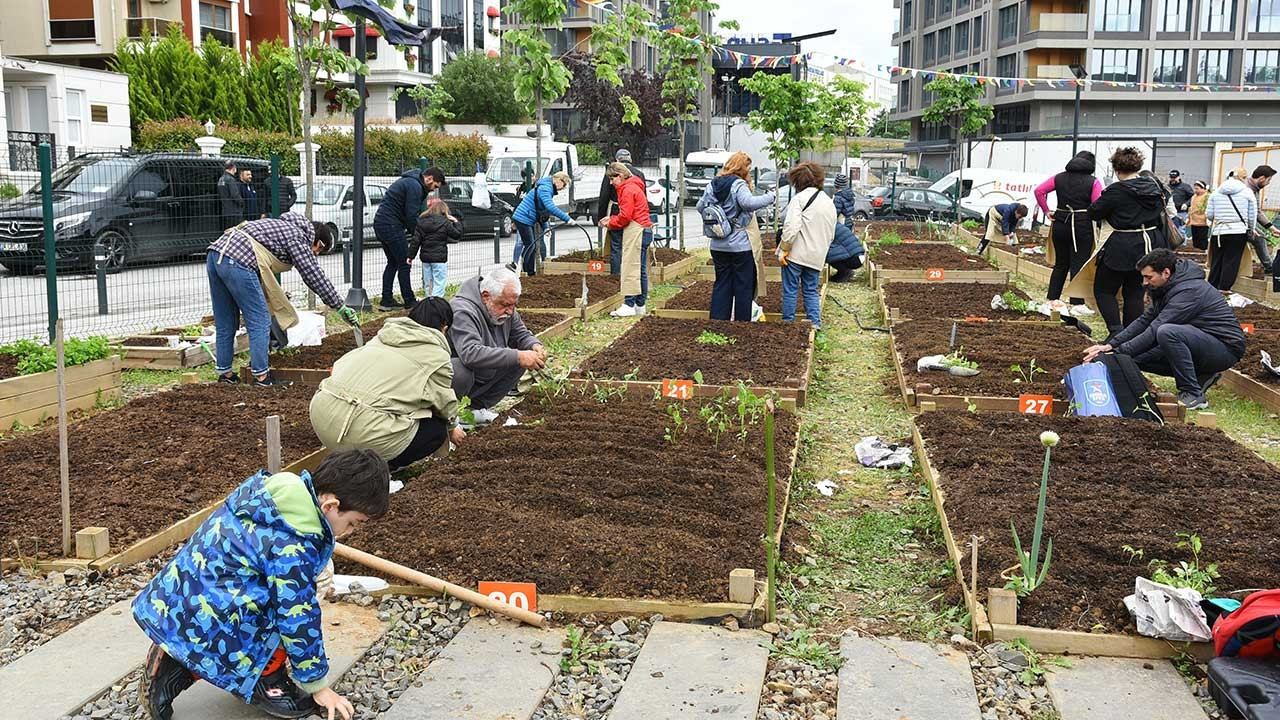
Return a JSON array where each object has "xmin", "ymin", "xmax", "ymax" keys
[{"xmin": 1063, "ymin": 362, "xmax": 1122, "ymax": 416}]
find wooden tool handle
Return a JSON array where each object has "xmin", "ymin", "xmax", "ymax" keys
[{"xmin": 333, "ymin": 543, "xmax": 546, "ymax": 628}]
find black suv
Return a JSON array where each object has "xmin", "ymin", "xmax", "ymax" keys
[{"xmin": 0, "ymin": 153, "xmax": 269, "ymax": 273}]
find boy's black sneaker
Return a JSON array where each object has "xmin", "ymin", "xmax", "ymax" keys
[
  {"xmin": 253, "ymin": 373, "xmax": 294, "ymax": 388},
  {"xmin": 217, "ymin": 372, "xmax": 239, "ymax": 384},
  {"xmin": 139, "ymin": 644, "xmax": 196, "ymax": 720},
  {"xmin": 250, "ymin": 665, "xmax": 319, "ymax": 719}
]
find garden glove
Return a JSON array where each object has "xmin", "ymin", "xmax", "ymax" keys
[{"xmin": 338, "ymin": 305, "xmax": 360, "ymax": 326}]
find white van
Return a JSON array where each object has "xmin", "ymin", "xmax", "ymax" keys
[
  {"xmin": 930, "ymin": 168, "xmax": 1049, "ymax": 228},
  {"xmin": 683, "ymin": 148, "xmax": 734, "ymax": 204},
  {"xmin": 484, "ymin": 136, "xmax": 602, "ymax": 217}
]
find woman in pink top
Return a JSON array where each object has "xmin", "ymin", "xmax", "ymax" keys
[{"xmin": 1034, "ymin": 151, "xmax": 1103, "ymax": 303}]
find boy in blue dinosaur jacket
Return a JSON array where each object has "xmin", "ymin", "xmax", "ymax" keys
[{"xmin": 132, "ymin": 449, "xmax": 390, "ymax": 720}]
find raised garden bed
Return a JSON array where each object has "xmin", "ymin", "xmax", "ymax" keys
[
  {"xmin": 695, "ymin": 255, "xmax": 830, "ymax": 283},
  {"xmin": 1219, "ymin": 330, "xmax": 1280, "ymax": 413},
  {"xmin": 519, "ymin": 311, "xmax": 572, "ymax": 339},
  {"xmin": 518, "ymin": 273, "xmax": 623, "ymax": 318},
  {"xmin": 0, "ymin": 357, "xmax": 122, "ymax": 431},
  {"xmin": 115, "ymin": 326, "xmax": 249, "ymax": 369},
  {"xmin": 652, "ymin": 280, "xmax": 826, "ymax": 321},
  {"xmin": 0, "ymin": 383, "xmax": 325, "ymax": 568},
  {"xmin": 572, "ymin": 316, "xmax": 815, "ymax": 407},
  {"xmin": 880, "ymin": 281, "xmax": 1050, "ymax": 324},
  {"xmin": 1235, "ymin": 302, "xmax": 1280, "ymax": 330},
  {"xmin": 339, "ymin": 392, "xmax": 799, "ymax": 610},
  {"xmin": 914, "ymin": 411, "xmax": 1280, "ymax": 658},
  {"xmin": 869, "ymin": 243, "xmax": 1005, "ymax": 288},
  {"xmin": 858, "ymin": 220, "xmax": 957, "ymax": 244},
  {"xmin": 985, "ymin": 243, "xmax": 1053, "ymax": 285},
  {"xmin": 544, "ymin": 248, "xmax": 698, "ymax": 283}
]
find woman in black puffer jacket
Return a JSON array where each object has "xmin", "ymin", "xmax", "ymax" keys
[{"xmin": 408, "ymin": 200, "xmax": 464, "ymax": 298}]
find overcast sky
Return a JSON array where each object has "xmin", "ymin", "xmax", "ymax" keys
[{"xmin": 715, "ymin": 0, "xmax": 898, "ymax": 67}]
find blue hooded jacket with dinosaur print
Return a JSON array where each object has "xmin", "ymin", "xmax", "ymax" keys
[{"xmin": 132, "ymin": 470, "xmax": 334, "ymax": 700}]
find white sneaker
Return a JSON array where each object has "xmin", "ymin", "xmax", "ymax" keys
[
  {"xmin": 472, "ymin": 407, "xmax": 499, "ymax": 424},
  {"xmin": 634, "ymin": 304, "xmax": 647, "ymax": 316},
  {"xmin": 611, "ymin": 304, "xmax": 637, "ymax": 317}
]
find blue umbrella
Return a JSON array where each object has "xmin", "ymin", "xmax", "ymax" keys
[{"xmin": 329, "ymin": 0, "xmax": 444, "ymax": 45}]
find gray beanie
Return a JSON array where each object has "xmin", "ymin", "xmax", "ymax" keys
[
  {"xmin": 615, "ymin": 149, "xmax": 632, "ymax": 162},
  {"xmin": 834, "ymin": 173, "xmax": 849, "ymax": 190}
]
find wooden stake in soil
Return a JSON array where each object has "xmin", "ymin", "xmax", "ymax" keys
[
  {"xmin": 266, "ymin": 415, "xmax": 282, "ymax": 474},
  {"xmin": 765, "ymin": 400, "xmax": 777, "ymax": 624},
  {"xmin": 56, "ymin": 319, "xmax": 71, "ymax": 557},
  {"xmin": 970, "ymin": 535, "xmax": 979, "ymax": 639}
]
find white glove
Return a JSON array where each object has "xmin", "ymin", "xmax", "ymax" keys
[{"xmin": 315, "ymin": 558, "xmax": 335, "ymax": 600}]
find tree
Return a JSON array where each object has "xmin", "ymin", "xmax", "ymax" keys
[
  {"xmin": 434, "ymin": 51, "xmax": 527, "ymax": 132},
  {"xmin": 739, "ymin": 73, "xmax": 825, "ymax": 228},
  {"xmin": 921, "ymin": 75, "xmax": 993, "ymax": 222},
  {"xmin": 502, "ymin": 0, "xmax": 573, "ymax": 189},
  {"xmin": 867, "ymin": 108, "xmax": 910, "ymax": 139},
  {"xmin": 816, "ymin": 77, "xmax": 875, "ymax": 161},
  {"xmin": 392, "ymin": 84, "xmax": 457, "ymax": 131},
  {"xmin": 654, "ymin": 0, "xmax": 736, "ymax": 249},
  {"xmin": 562, "ymin": 53, "xmax": 670, "ymax": 160}
]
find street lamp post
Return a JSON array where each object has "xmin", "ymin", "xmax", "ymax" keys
[{"xmin": 1069, "ymin": 63, "xmax": 1087, "ymax": 155}]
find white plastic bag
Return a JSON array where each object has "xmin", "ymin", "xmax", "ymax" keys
[
  {"xmin": 285, "ymin": 311, "xmax": 328, "ymax": 348},
  {"xmin": 471, "ymin": 171, "xmax": 492, "ymax": 210},
  {"xmin": 1123, "ymin": 576, "xmax": 1212, "ymax": 642}
]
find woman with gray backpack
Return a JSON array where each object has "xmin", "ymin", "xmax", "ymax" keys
[{"xmin": 697, "ymin": 151, "xmax": 776, "ymax": 321}]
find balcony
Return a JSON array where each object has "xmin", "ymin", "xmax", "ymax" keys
[
  {"xmin": 1031, "ymin": 12, "xmax": 1088, "ymax": 32},
  {"xmin": 200, "ymin": 26, "xmax": 235, "ymax": 47},
  {"xmin": 127, "ymin": 17, "xmax": 175, "ymax": 38},
  {"xmin": 1035, "ymin": 64, "xmax": 1077, "ymax": 79}
]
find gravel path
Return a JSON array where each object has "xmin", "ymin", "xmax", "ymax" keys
[{"xmin": 532, "ymin": 614, "xmax": 658, "ymax": 720}]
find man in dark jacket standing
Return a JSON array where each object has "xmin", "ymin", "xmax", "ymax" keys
[
  {"xmin": 447, "ymin": 267, "xmax": 546, "ymax": 423},
  {"xmin": 217, "ymin": 160, "xmax": 244, "ymax": 230},
  {"xmin": 596, "ymin": 149, "xmax": 646, "ymax": 275},
  {"xmin": 1083, "ymin": 248, "xmax": 1246, "ymax": 410},
  {"xmin": 373, "ymin": 167, "xmax": 446, "ymax": 308},
  {"xmin": 264, "ymin": 167, "xmax": 298, "ymax": 215}
]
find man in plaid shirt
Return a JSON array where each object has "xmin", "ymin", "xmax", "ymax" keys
[{"xmin": 207, "ymin": 213, "xmax": 358, "ymax": 387}]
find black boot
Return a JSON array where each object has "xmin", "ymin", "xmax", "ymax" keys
[
  {"xmin": 830, "ymin": 267, "xmax": 853, "ymax": 283},
  {"xmin": 139, "ymin": 644, "xmax": 196, "ymax": 720},
  {"xmin": 250, "ymin": 664, "xmax": 320, "ymax": 719}
]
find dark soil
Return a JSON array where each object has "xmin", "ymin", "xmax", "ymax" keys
[
  {"xmin": 0, "ymin": 383, "xmax": 322, "ymax": 557},
  {"xmin": 1235, "ymin": 303, "xmax": 1280, "ymax": 330},
  {"xmin": 916, "ymin": 411, "xmax": 1280, "ymax": 633},
  {"xmin": 576, "ymin": 316, "xmax": 812, "ymax": 387},
  {"xmin": 520, "ymin": 312, "xmax": 569, "ymax": 335},
  {"xmin": 872, "ymin": 243, "xmax": 992, "ymax": 270},
  {"xmin": 551, "ymin": 248, "xmax": 690, "ymax": 265},
  {"xmin": 1242, "ymin": 330, "xmax": 1280, "ymax": 384},
  {"xmin": 520, "ymin": 274, "xmax": 620, "ymax": 308},
  {"xmin": 337, "ymin": 393, "xmax": 799, "ymax": 601},
  {"xmin": 0, "ymin": 354, "xmax": 21, "ymax": 381},
  {"xmin": 859, "ymin": 221, "xmax": 937, "ymax": 243},
  {"xmin": 882, "ymin": 282, "xmax": 1048, "ymax": 322},
  {"xmin": 662, "ymin": 281, "xmax": 815, "ymax": 315},
  {"xmin": 277, "ymin": 313, "xmax": 404, "ymax": 370},
  {"xmin": 652, "ymin": 248, "xmax": 692, "ymax": 264},
  {"xmin": 893, "ymin": 318, "xmax": 1089, "ymax": 397},
  {"xmin": 119, "ymin": 336, "xmax": 173, "ymax": 347}
]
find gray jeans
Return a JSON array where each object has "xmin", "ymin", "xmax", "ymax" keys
[
  {"xmin": 1250, "ymin": 231, "xmax": 1274, "ymax": 268},
  {"xmin": 450, "ymin": 358, "xmax": 526, "ymax": 410}
]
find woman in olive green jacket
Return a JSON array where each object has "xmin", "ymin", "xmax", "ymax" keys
[{"xmin": 310, "ymin": 298, "xmax": 465, "ymax": 470}]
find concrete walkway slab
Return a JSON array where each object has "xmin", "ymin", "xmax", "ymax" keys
[
  {"xmin": 1045, "ymin": 656, "xmax": 1206, "ymax": 720},
  {"xmin": 0, "ymin": 599, "xmax": 151, "ymax": 719},
  {"xmin": 837, "ymin": 634, "xmax": 981, "ymax": 720},
  {"xmin": 610, "ymin": 621, "xmax": 770, "ymax": 720},
  {"xmin": 171, "ymin": 601, "xmax": 386, "ymax": 718},
  {"xmin": 382, "ymin": 619, "xmax": 564, "ymax": 720}
]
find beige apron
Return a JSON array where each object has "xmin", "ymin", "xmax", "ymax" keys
[
  {"xmin": 984, "ymin": 206, "xmax": 1005, "ymax": 244},
  {"xmin": 1206, "ymin": 225, "xmax": 1254, "ymax": 289},
  {"xmin": 620, "ymin": 221, "xmax": 645, "ymax": 297},
  {"xmin": 1063, "ymin": 220, "xmax": 1157, "ymax": 311},
  {"xmin": 746, "ymin": 215, "xmax": 767, "ymax": 299},
  {"xmin": 216, "ymin": 224, "xmax": 299, "ymax": 329}
]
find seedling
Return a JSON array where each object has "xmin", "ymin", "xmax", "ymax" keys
[
  {"xmin": 1121, "ymin": 544, "xmax": 1145, "ymax": 564},
  {"xmin": 1000, "ymin": 290, "xmax": 1033, "ymax": 314},
  {"xmin": 1005, "ymin": 431, "xmax": 1058, "ymax": 597},
  {"xmin": 591, "ymin": 383, "xmax": 625, "ymax": 404},
  {"xmin": 693, "ymin": 369, "xmax": 704, "ymax": 384},
  {"xmin": 1010, "ymin": 359, "xmax": 1047, "ymax": 384},
  {"xmin": 533, "ymin": 372, "xmax": 568, "ymax": 404},
  {"xmin": 457, "ymin": 396, "xmax": 475, "ymax": 427},
  {"xmin": 560, "ymin": 625, "xmax": 610, "ymax": 674},
  {"xmin": 623, "ymin": 366, "xmax": 640, "ymax": 381},
  {"xmin": 1148, "ymin": 532, "xmax": 1220, "ymax": 595},
  {"xmin": 698, "ymin": 400, "xmax": 731, "ymax": 444},
  {"xmin": 962, "ymin": 219, "xmax": 981, "ymax": 231},
  {"xmin": 696, "ymin": 330, "xmax": 736, "ymax": 346},
  {"xmin": 0, "ymin": 336, "xmax": 113, "ymax": 375},
  {"xmin": 762, "ymin": 629, "xmax": 845, "ymax": 672},
  {"xmin": 1006, "ymin": 638, "xmax": 1071, "ymax": 686},
  {"xmin": 877, "ymin": 230, "xmax": 903, "ymax": 247},
  {"xmin": 940, "ymin": 347, "xmax": 978, "ymax": 371},
  {"xmin": 1135, "ymin": 391, "xmax": 1166, "ymax": 427},
  {"xmin": 734, "ymin": 382, "xmax": 771, "ymax": 440},
  {"xmin": 664, "ymin": 402, "xmax": 685, "ymax": 443}
]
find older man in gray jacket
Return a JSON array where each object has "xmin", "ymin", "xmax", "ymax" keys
[{"xmin": 447, "ymin": 266, "xmax": 546, "ymax": 423}]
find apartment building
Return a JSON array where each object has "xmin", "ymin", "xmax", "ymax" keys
[{"xmin": 890, "ymin": 0, "xmax": 1280, "ymax": 178}]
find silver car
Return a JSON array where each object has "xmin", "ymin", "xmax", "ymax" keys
[{"xmin": 756, "ymin": 179, "xmax": 873, "ymax": 224}]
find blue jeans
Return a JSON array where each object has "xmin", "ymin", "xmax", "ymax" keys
[
  {"xmin": 206, "ymin": 253, "xmax": 271, "ymax": 376},
  {"xmin": 609, "ymin": 228, "xmax": 622, "ymax": 275},
  {"xmin": 625, "ymin": 229, "xmax": 653, "ymax": 307},
  {"xmin": 781, "ymin": 262, "xmax": 821, "ymax": 330},
  {"xmin": 513, "ymin": 221, "xmax": 546, "ymax": 274},
  {"xmin": 422, "ymin": 262, "xmax": 448, "ymax": 297}
]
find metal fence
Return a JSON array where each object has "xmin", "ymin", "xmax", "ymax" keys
[{"xmin": 0, "ymin": 144, "xmax": 693, "ymax": 346}]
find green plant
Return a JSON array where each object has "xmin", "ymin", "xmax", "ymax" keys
[
  {"xmin": 693, "ymin": 369, "xmax": 704, "ymax": 384},
  {"xmin": 560, "ymin": 625, "xmax": 609, "ymax": 674},
  {"xmin": 0, "ymin": 336, "xmax": 113, "ymax": 376},
  {"xmin": 762, "ymin": 629, "xmax": 845, "ymax": 672},
  {"xmin": 1005, "ymin": 431, "xmax": 1058, "ymax": 597},
  {"xmin": 877, "ymin": 230, "xmax": 903, "ymax": 247},
  {"xmin": 1148, "ymin": 533, "xmax": 1221, "ymax": 595},
  {"xmin": 1121, "ymin": 544, "xmax": 1145, "ymax": 564},
  {"xmin": 663, "ymin": 402, "xmax": 685, "ymax": 443},
  {"xmin": 591, "ymin": 382, "xmax": 625, "ymax": 404},
  {"xmin": 0, "ymin": 183, "xmax": 19, "ymax": 199},
  {"xmin": 1006, "ymin": 638, "xmax": 1071, "ymax": 686},
  {"xmin": 433, "ymin": 51, "xmax": 526, "ymax": 132},
  {"xmin": 1010, "ymin": 359, "xmax": 1047, "ymax": 384},
  {"xmin": 940, "ymin": 347, "xmax": 978, "ymax": 371},
  {"xmin": 961, "ymin": 219, "xmax": 981, "ymax": 231},
  {"xmin": 533, "ymin": 372, "xmax": 568, "ymax": 404},
  {"xmin": 698, "ymin": 399, "xmax": 730, "ymax": 444},
  {"xmin": 695, "ymin": 330, "xmax": 736, "ymax": 346},
  {"xmin": 734, "ymin": 382, "xmax": 771, "ymax": 440},
  {"xmin": 457, "ymin": 395, "xmax": 475, "ymax": 427},
  {"xmin": 1000, "ymin": 290, "xmax": 1033, "ymax": 314},
  {"xmin": 576, "ymin": 144, "xmax": 606, "ymax": 166},
  {"xmin": 391, "ymin": 83, "xmax": 456, "ymax": 131}
]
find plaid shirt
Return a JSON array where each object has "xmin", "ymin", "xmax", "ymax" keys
[{"xmin": 209, "ymin": 213, "xmax": 343, "ymax": 309}]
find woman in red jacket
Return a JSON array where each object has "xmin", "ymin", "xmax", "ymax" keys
[{"xmin": 600, "ymin": 162, "xmax": 655, "ymax": 316}]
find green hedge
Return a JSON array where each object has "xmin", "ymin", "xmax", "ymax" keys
[{"xmin": 136, "ymin": 119, "xmax": 301, "ymax": 174}]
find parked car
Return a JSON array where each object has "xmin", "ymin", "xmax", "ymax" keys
[
  {"xmin": 296, "ymin": 181, "xmax": 385, "ymax": 251},
  {"xmin": 439, "ymin": 177, "xmax": 516, "ymax": 237},
  {"xmin": 646, "ymin": 178, "xmax": 672, "ymax": 214},
  {"xmin": 756, "ymin": 169, "xmax": 781, "ymax": 191},
  {"xmin": 0, "ymin": 152, "xmax": 269, "ymax": 273},
  {"xmin": 870, "ymin": 186, "xmax": 983, "ymax": 222},
  {"xmin": 755, "ymin": 178, "xmax": 873, "ymax": 225}
]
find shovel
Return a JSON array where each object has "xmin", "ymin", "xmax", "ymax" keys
[{"xmin": 349, "ymin": 321, "xmax": 364, "ymax": 348}]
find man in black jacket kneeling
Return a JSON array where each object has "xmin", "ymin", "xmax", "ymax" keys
[{"xmin": 1083, "ymin": 248, "xmax": 1246, "ymax": 410}]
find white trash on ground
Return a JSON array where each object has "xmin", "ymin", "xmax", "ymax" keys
[
  {"xmin": 285, "ymin": 311, "xmax": 328, "ymax": 347},
  {"xmin": 855, "ymin": 436, "xmax": 914, "ymax": 470},
  {"xmin": 1123, "ymin": 576, "xmax": 1212, "ymax": 642},
  {"xmin": 917, "ymin": 354, "xmax": 981, "ymax": 377}
]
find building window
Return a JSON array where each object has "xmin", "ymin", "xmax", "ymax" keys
[
  {"xmin": 901, "ymin": 40, "xmax": 913, "ymax": 66},
  {"xmin": 993, "ymin": 105, "xmax": 1029, "ymax": 134},
  {"xmin": 473, "ymin": 0, "xmax": 484, "ymax": 49},
  {"xmin": 1250, "ymin": 0, "xmax": 1280, "ymax": 30},
  {"xmin": 899, "ymin": 78, "xmax": 910, "ymax": 110},
  {"xmin": 1096, "ymin": 0, "xmax": 1142, "ymax": 31},
  {"xmin": 996, "ymin": 53, "xmax": 1017, "ymax": 78},
  {"xmin": 937, "ymin": 27, "xmax": 951, "ymax": 59},
  {"xmin": 199, "ymin": 2, "xmax": 234, "ymax": 46},
  {"xmin": 923, "ymin": 32, "xmax": 936, "ymax": 64},
  {"xmin": 337, "ymin": 32, "xmax": 379, "ymax": 60},
  {"xmin": 1199, "ymin": 49, "xmax": 1232, "ymax": 82},
  {"xmin": 419, "ymin": 2, "xmax": 434, "ymax": 73},
  {"xmin": 1201, "ymin": 0, "xmax": 1236, "ymax": 31},
  {"xmin": 1245, "ymin": 49, "xmax": 1280, "ymax": 83},
  {"xmin": 939, "ymin": 0, "xmax": 952, "ymax": 14},
  {"xmin": 1091, "ymin": 48, "xmax": 1142, "ymax": 81},
  {"xmin": 998, "ymin": 5, "xmax": 1018, "ymax": 41},
  {"xmin": 903, "ymin": 0, "xmax": 913, "ymax": 32},
  {"xmin": 1153, "ymin": 49, "xmax": 1187, "ymax": 82},
  {"xmin": 956, "ymin": 21, "xmax": 970, "ymax": 53},
  {"xmin": 973, "ymin": 14, "xmax": 983, "ymax": 48},
  {"xmin": 66, "ymin": 89, "xmax": 85, "ymax": 146},
  {"xmin": 925, "ymin": 0, "xmax": 935, "ymax": 20},
  {"xmin": 441, "ymin": 0, "xmax": 465, "ymax": 62},
  {"xmin": 49, "ymin": 0, "xmax": 97, "ymax": 41},
  {"xmin": 958, "ymin": 0, "xmax": 970, "ymax": 8},
  {"xmin": 1158, "ymin": 0, "xmax": 1191, "ymax": 30}
]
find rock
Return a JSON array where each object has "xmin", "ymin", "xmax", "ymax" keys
[
  {"xmin": 997, "ymin": 649, "xmax": 1029, "ymax": 668},
  {"xmin": 766, "ymin": 681, "xmax": 795, "ymax": 693},
  {"xmin": 721, "ymin": 616, "xmax": 739, "ymax": 631},
  {"xmin": 610, "ymin": 619, "xmax": 630, "ymax": 636},
  {"xmin": 762, "ymin": 622, "xmax": 782, "ymax": 635},
  {"xmin": 47, "ymin": 572, "xmax": 66, "ymax": 588}
]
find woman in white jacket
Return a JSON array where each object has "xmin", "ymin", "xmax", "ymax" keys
[
  {"xmin": 1205, "ymin": 166, "xmax": 1258, "ymax": 291},
  {"xmin": 779, "ymin": 162, "xmax": 836, "ymax": 330}
]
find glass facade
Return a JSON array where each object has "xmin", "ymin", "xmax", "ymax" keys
[
  {"xmin": 1092, "ymin": 48, "xmax": 1142, "ymax": 82},
  {"xmin": 1153, "ymin": 49, "xmax": 1187, "ymax": 82},
  {"xmin": 1201, "ymin": 0, "xmax": 1236, "ymax": 32},
  {"xmin": 1199, "ymin": 49, "xmax": 1232, "ymax": 82},
  {"xmin": 1096, "ymin": 0, "xmax": 1143, "ymax": 31}
]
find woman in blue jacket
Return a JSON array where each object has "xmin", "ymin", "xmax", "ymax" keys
[
  {"xmin": 513, "ymin": 172, "xmax": 575, "ymax": 275},
  {"xmin": 826, "ymin": 223, "xmax": 865, "ymax": 282}
]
